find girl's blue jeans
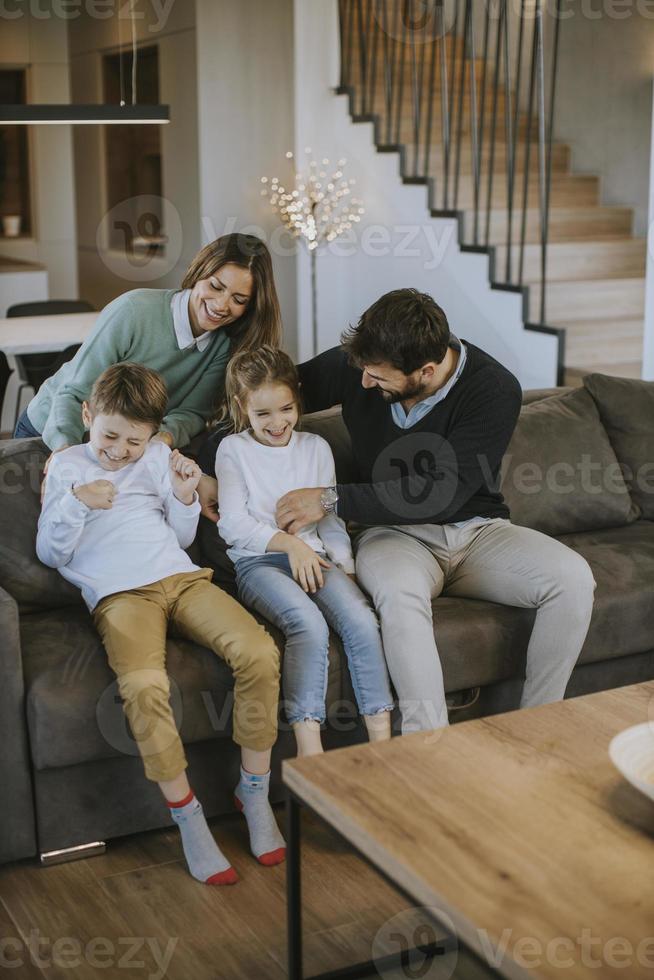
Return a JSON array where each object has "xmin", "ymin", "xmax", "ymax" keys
[{"xmin": 235, "ymin": 552, "xmax": 394, "ymax": 726}]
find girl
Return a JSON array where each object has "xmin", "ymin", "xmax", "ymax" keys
[
  {"xmin": 14, "ymin": 234, "xmax": 281, "ymax": 519},
  {"xmin": 215, "ymin": 346, "xmax": 394, "ymax": 756}
]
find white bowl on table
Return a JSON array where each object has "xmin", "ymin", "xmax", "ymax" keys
[{"xmin": 609, "ymin": 722, "xmax": 654, "ymax": 802}]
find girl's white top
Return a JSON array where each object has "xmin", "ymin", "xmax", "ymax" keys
[
  {"xmin": 215, "ymin": 429, "xmax": 355, "ymax": 573},
  {"xmin": 36, "ymin": 441, "xmax": 200, "ymax": 611}
]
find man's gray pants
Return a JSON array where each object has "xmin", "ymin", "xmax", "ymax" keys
[{"xmin": 353, "ymin": 519, "xmax": 596, "ymax": 733}]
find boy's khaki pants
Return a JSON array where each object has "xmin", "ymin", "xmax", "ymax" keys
[{"xmin": 93, "ymin": 569, "xmax": 280, "ymax": 782}]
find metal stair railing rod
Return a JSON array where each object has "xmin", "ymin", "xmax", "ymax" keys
[
  {"xmin": 536, "ymin": 2, "xmax": 547, "ymax": 323},
  {"xmin": 518, "ymin": 9, "xmax": 539, "ymax": 287},
  {"xmin": 502, "ymin": 0, "xmax": 516, "ymax": 284},
  {"xmin": 422, "ymin": 4, "xmax": 439, "ymax": 181},
  {"xmin": 355, "ymin": 0, "xmax": 367, "ymax": 114},
  {"xmin": 452, "ymin": 0, "xmax": 471, "ymax": 209},
  {"xmin": 365, "ymin": 0, "xmax": 380, "ymax": 116},
  {"xmin": 394, "ymin": 1, "xmax": 408, "ymax": 144},
  {"xmin": 509, "ymin": 0, "xmax": 527, "ymax": 281},
  {"xmin": 542, "ymin": 0, "xmax": 564, "ymax": 325},
  {"xmin": 484, "ymin": 1, "xmax": 504, "ymax": 248},
  {"xmin": 474, "ymin": 3, "xmax": 491, "ymax": 243},
  {"xmin": 437, "ymin": 1, "xmax": 451, "ymax": 209},
  {"xmin": 467, "ymin": 2, "xmax": 480, "ymax": 233}
]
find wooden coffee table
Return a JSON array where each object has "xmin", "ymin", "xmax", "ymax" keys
[{"xmin": 283, "ymin": 682, "xmax": 654, "ymax": 979}]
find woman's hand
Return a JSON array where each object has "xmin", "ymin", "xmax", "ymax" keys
[
  {"xmin": 152, "ymin": 430, "xmax": 174, "ymax": 448},
  {"xmin": 198, "ymin": 474, "xmax": 219, "ymax": 523},
  {"xmin": 41, "ymin": 445, "xmax": 71, "ymax": 502},
  {"xmin": 284, "ymin": 536, "xmax": 331, "ymax": 594},
  {"xmin": 169, "ymin": 450, "xmax": 202, "ymax": 505}
]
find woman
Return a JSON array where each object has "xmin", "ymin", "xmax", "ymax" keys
[{"xmin": 14, "ymin": 234, "xmax": 282, "ymax": 463}]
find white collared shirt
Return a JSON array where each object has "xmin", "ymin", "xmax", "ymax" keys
[
  {"xmin": 171, "ymin": 289, "xmax": 213, "ymax": 352},
  {"xmin": 391, "ymin": 336, "xmax": 467, "ymax": 429}
]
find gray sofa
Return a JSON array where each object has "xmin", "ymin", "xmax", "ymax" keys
[{"xmin": 2, "ymin": 372, "xmax": 654, "ymax": 865}]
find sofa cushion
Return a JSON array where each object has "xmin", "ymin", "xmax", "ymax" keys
[
  {"xmin": 21, "ymin": 606, "xmax": 346, "ymax": 771},
  {"xmin": 501, "ymin": 387, "xmax": 638, "ymax": 535},
  {"xmin": 557, "ymin": 521, "xmax": 654, "ymax": 666},
  {"xmin": 583, "ymin": 373, "xmax": 654, "ymax": 520},
  {"xmin": 301, "ymin": 407, "xmax": 357, "ymax": 483},
  {"xmin": 0, "ymin": 439, "xmax": 84, "ymax": 613}
]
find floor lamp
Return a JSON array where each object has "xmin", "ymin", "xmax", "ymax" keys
[{"xmin": 261, "ymin": 150, "xmax": 364, "ymax": 357}]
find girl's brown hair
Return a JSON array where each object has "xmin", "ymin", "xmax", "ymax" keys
[
  {"xmin": 182, "ymin": 233, "xmax": 282, "ymax": 355},
  {"xmin": 225, "ymin": 345, "xmax": 301, "ymax": 433}
]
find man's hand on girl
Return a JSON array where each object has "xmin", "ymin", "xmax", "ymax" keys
[
  {"xmin": 276, "ymin": 488, "xmax": 325, "ymax": 534},
  {"xmin": 197, "ymin": 475, "xmax": 219, "ymax": 522},
  {"xmin": 169, "ymin": 450, "xmax": 202, "ymax": 505},
  {"xmin": 284, "ymin": 536, "xmax": 331, "ymax": 594}
]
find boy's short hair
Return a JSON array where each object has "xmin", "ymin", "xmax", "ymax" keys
[
  {"xmin": 341, "ymin": 288, "xmax": 451, "ymax": 375},
  {"xmin": 88, "ymin": 362, "xmax": 168, "ymax": 431}
]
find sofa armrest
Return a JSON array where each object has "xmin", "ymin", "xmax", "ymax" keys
[{"xmin": 0, "ymin": 585, "xmax": 36, "ymax": 862}]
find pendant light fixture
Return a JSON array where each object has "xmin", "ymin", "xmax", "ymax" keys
[{"xmin": 0, "ymin": 6, "xmax": 169, "ymax": 126}]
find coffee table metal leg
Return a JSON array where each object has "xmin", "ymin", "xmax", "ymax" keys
[{"xmin": 287, "ymin": 790, "xmax": 303, "ymax": 980}]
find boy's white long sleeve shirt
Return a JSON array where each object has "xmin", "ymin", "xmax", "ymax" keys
[
  {"xmin": 215, "ymin": 430, "xmax": 355, "ymax": 573},
  {"xmin": 36, "ymin": 441, "xmax": 200, "ymax": 611}
]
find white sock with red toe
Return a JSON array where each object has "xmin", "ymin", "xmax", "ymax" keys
[
  {"xmin": 234, "ymin": 767, "xmax": 286, "ymax": 866},
  {"xmin": 167, "ymin": 791, "xmax": 238, "ymax": 885}
]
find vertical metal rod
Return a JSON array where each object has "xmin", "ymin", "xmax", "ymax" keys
[
  {"xmin": 368, "ymin": 0, "xmax": 382, "ymax": 115},
  {"xmin": 380, "ymin": 0, "xmax": 393, "ymax": 140},
  {"xmin": 395, "ymin": 0, "xmax": 408, "ymax": 145},
  {"xmin": 468, "ymin": 4, "xmax": 480, "ymax": 238},
  {"xmin": 364, "ymin": 0, "xmax": 377, "ymax": 114},
  {"xmin": 287, "ymin": 792, "xmax": 303, "ymax": 980},
  {"xmin": 453, "ymin": 0, "xmax": 470, "ymax": 209},
  {"xmin": 423, "ymin": 2, "xmax": 439, "ymax": 179},
  {"xmin": 444, "ymin": 0, "xmax": 459, "ymax": 209},
  {"xmin": 438, "ymin": 2, "xmax": 451, "ymax": 208},
  {"xmin": 542, "ymin": 0, "xmax": 563, "ymax": 323},
  {"xmin": 484, "ymin": 3, "xmax": 503, "ymax": 247},
  {"xmin": 535, "ymin": 5, "xmax": 547, "ymax": 324},
  {"xmin": 338, "ymin": 0, "xmax": 346, "ymax": 88},
  {"xmin": 502, "ymin": 0, "xmax": 516, "ymax": 283},
  {"xmin": 518, "ymin": 11, "xmax": 539, "ymax": 286},
  {"xmin": 387, "ymin": 0, "xmax": 402, "ymax": 143},
  {"xmin": 411, "ymin": 0, "xmax": 421, "ymax": 175},
  {"xmin": 509, "ymin": 0, "xmax": 526, "ymax": 280},
  {"xmin": 345, "ymin": 0, "xmax": 356, "ymax": 90},
  {"xmin": 356, "ymin": 0, "xmax": 367, "ymax": 114},
  {"xmin": 474, "ymin": 3, "xmax": 491, "ymax": 243}
]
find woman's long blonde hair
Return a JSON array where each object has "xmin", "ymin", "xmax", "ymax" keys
[
  {"xmin": 182, "ymin": 234, "xmax": 283, "ymax": 425},
  {"xmin": 225, "ymin": 345, "xmax": 301, "ymax": 433}
]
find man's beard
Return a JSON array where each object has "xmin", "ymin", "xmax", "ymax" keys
[{"xmin": 377, "ymin": 377, "xmax": 427, "ymax": 404}]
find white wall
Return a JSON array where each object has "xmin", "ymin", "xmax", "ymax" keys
[
  {"xmin": 553, "ymin": 10, "xmax": 654, "ymax": 237},
  {"xmin": 0, "ymin": 6, "xmax": 78, "ymax": 298},
  {"xmin": 195, "ymin": 0, "xmax": 298, "ymax": 358},
  {"xmin": 293, "ymin": 0, "xmax": 559, "ymax": 388},
  {"xmin": 68, "ymin": 1, "xmax": 201, "ymax": 309}
]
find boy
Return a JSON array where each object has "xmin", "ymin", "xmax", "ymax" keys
[{"xmin": 37, "ymin": 362, "xmax": 285, "ymax": 885}]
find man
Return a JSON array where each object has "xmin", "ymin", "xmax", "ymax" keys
[{"xmin": 276, "ymin": 288, "xmax": 595, "ymax": 733}]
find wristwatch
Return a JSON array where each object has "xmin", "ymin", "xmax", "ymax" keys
[{"xmin": 320, "ymin": 485, "xmax": 339, "ymax": 515}]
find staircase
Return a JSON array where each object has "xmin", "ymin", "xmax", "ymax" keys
[{"xmin": 338, "ymin": 0, "xmax": 646, "ymax": 383}]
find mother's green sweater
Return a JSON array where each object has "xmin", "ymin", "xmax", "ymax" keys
[{"xmin": 28, "ymin": 289, "xmax": 230, "ymax": 450}]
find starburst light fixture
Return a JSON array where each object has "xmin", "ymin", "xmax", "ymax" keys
[{"xmin": 261, "ymin": 149, "xmax": 365, "ymax": 354}]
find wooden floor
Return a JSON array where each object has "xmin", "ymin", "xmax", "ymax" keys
[{"xmin": 0, "ymin": 808, "xmax": 493, "ymax": 980}]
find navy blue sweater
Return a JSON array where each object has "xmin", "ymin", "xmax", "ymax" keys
[{"xmin": 296, "ymin": 342, "xmax": 522, "ymax": 526}]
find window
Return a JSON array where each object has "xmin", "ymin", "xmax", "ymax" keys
[
  {"xmin": 103, "ymin": 45, "xmax": 165, "ymax": 255},
  {"xmin": 0, "ymin": 69, "xmax": 32, "ymax": 237}
]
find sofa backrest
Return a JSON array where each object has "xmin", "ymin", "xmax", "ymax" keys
[{"xmin": 0, "ymin": 439, "xmax": 85, "ymax": 613}]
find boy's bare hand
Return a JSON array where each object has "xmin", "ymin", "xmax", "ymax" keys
[
  {"xmin": 73, "ymin": 480, "xmax": 116, "ymax": 510},
  {"xmin": 169, "ymin": 449, "xmax": 202, "ymax": 505}
]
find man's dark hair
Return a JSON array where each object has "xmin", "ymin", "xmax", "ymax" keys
[{"xmin": 341, "ymin": 288, "xmax": 450, "ymax": 375}]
